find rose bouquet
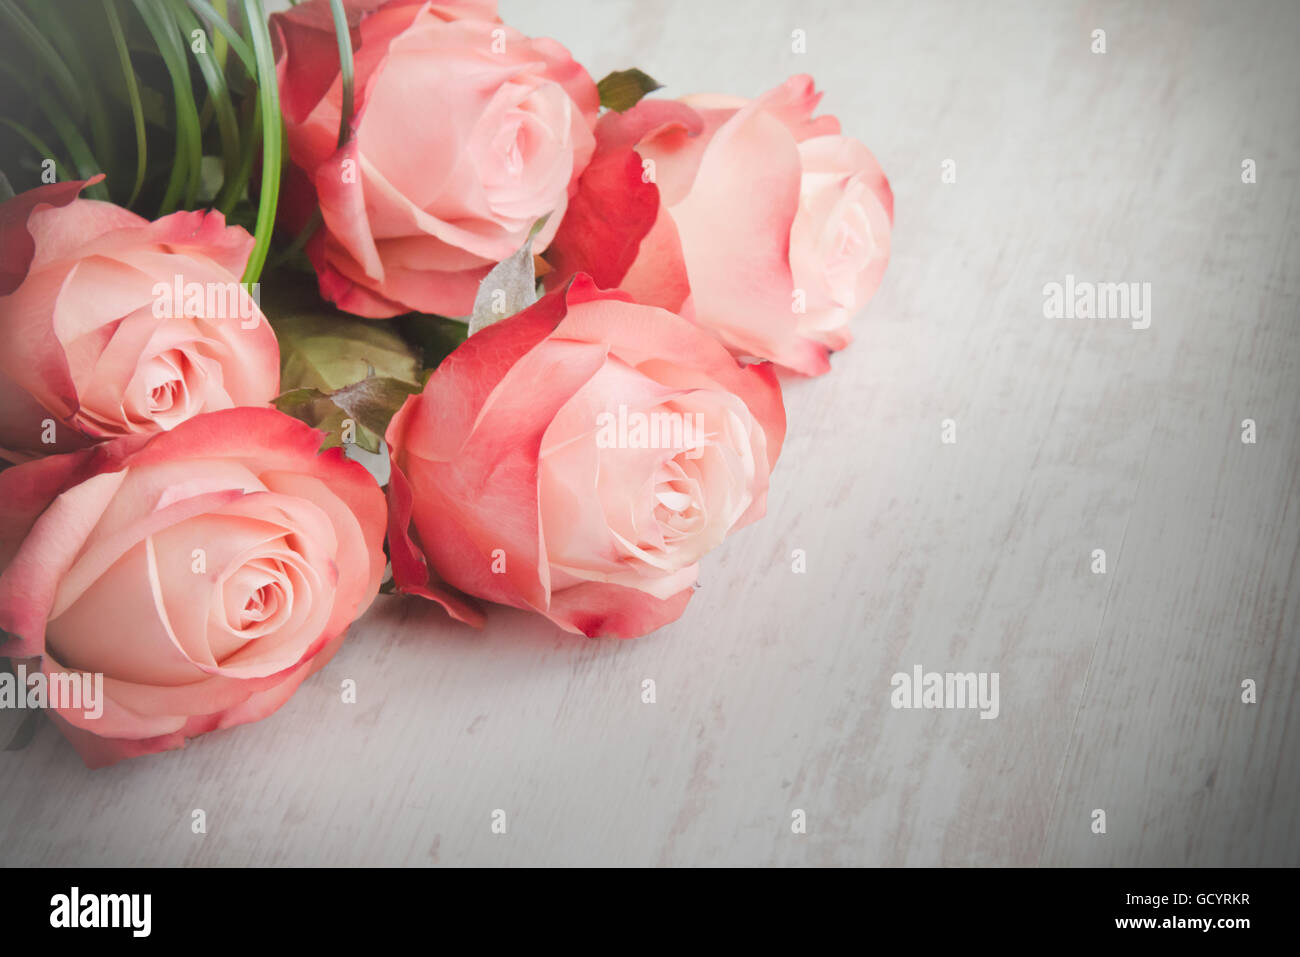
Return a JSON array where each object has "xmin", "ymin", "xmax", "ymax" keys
[{"xmin": 0, "ymin": 0, "xmax": 891, "ymax": 766}]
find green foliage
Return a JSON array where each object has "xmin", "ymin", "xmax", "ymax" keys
[
  {"xmin": 0, "ymin": 0, "xmax": 355, "ymax": 285},
  {"xmin": 596, "ymin": 68, "xmax": 663, "ymax": 112},
  {"xmin": 264, "ymin": 270, "xmax": 425, "ymax": 453}
]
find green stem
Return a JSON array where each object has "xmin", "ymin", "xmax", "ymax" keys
[
  {"xmin": 270, "ymin": 0, "xmax": 352, "ymax": 269},
  {"xmin": 327, "ymin": 0, "xmax": 354, "ymax": 151},
  {"xmin": 240, "ymin": 0, "xmax": 281, "ymax": 285}
]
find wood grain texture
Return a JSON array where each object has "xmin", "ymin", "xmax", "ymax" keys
[{"xmin": 1, "ymin": 0, "xmax": 1297, "ymax": 866}]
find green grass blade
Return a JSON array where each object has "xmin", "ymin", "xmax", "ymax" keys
[
  {"xmin": 18, "ymin": 0, "xmax": 114, "ymax": 169},
  {"xmin": 327, "ymin": 0, "xmax": 353, "ymax": 150},
  {"xmin": 169, "ymin": 0, "xmax": 241, "ymax": 183},
  {"xmin": 0, "ymin": 117, "xmax": 72, "ymax": 183},
  {"xmin": 211, "ymin": 0, "xmax": 229, "ymax": 71},
  {"xmin": 215, "ymin": 96, "xmax": 258, "ymax": 213},
  {"xmin": 0, "ymin": 0, "xmax": 84, "ymax": 120},
  {"xmin": 270, "ymin": 0, "xmax": 351, "ymax": 267},
  {"xmin": 0, "ymin": 59, "xmax": 107, "ymax": 200},
  {"xmin": 133, "ymin": 0, "xmax": 204, "ymax": 211},
  {"xmin": 102, "ymin": 0, "xmax": 148, "ymax": 206},
  {"xmin": 240, "ymin": 0, "xmax": 281, "ymax": 284},
  {"xmin": 36, "ymin": 92, "xmax": 110, "ymax": 199},
  {"xmin": 187, "ymin": 0, "xmax": 255, "ymax": 75}
]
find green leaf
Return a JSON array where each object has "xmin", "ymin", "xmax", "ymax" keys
[
  {"xmin": 271, "ymin": 386, "xmax": 321, "ymax": 409},
  {"xmin": 273, "ymin": 391, "xmax": 381, "ymax": 453},
  {"xmin": 323, "ymin": 375, "xmax": 421, "ymax": 438},
  {"xmin": 263, "ymin": 270, "xmax": 423, "ymax": 392},
  {"xmin": 264, "ymin": 270, "xmax": 426, "ymax": 449},
  {"xmin": 397, "ymin": 313, "xmax": 468, "ymax": 373},
  {"xmin": 596, "ymin": 68, "xmax": 662, "ymax": 112},
  {"xmin": 273, "ymin": 314, "xmax": 423, "ymax": 394},
  {"xmin": 468, "ymin": 215, "xmax": 548, "ymax": 335},
  {"xmin": 272, "ymin": 378, "xmax": 418, "ymax": 453}
]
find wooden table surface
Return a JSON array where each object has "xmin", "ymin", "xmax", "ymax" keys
[{"xmin": 2, "ymin": 0, "xmax": 1297, "ymax": 867}]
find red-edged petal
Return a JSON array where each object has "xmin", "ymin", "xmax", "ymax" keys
[
  {"xmin": 545, "ymin": 147, "xmax": 659, "ymax": 292},
  {"xmin": 384, "ymin": 438, "xmax": 485, "ymax": 626},
  {"xmin": 0, "ymin": 178, "xmax": 102, "ymax": 294},
  {"xmin": 545, "ymin": 99, "xmax": 704, "ymax": 293},
  {"xmin": 544, "ymin": 579, "xmax": 694, "ymax": 638}
]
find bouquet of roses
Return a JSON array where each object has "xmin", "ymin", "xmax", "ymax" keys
[{"xmin": 0, "ymin": 0, "xmax": 892, "ymax": 766}]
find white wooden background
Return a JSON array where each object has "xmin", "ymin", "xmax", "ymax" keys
[{"xmin": 2, "ymin": 0, "xmax": 1297, "ymax": 867}]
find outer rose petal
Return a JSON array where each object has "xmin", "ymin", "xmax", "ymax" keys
[
  {"xmin": 384, "ymin": 451, "xmax": 485, "ymax": 627},
  {"xmin": 544, "ymin": 148, "xmax": 661, "ymax": 293},
  {"xmin": 0, "ymin": 177, "xmax": 112, "ymax": 293},
  {"xmin": 616, "ymin": 204, "xmax": 691, "ymax": 313},
  {"xmin": 0, "ymin": 448, "xmax": 134, "ymax": 656},
  {"xmin": 42, "ymin": 628, "xmax": 344, "ymax": 769},
  {"xmin": 545, "ymin": 579, "xmax": 695, "ymax": 639}
]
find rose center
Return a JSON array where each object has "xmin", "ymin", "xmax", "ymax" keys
[
  {"xmin": 652, "ymin": 459, "xmax": 705, "ymax": 544},
  {"xmin": 149, "ymin": 378, "xmax": 180, "ymax": 413},
  {"xmin": 223, "ymin": 559, "xmax": 294, "ymax": 638},
  {"xmin": 141, "ymin": 349, "xmax": 195, "ymax": 420}
]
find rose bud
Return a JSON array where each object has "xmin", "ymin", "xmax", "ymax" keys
[
  {"xmin": 386, "ymin": 275, "xmax": 785, "ymax": 638},
  {"xmin": 547, "ymin": 75, "xmax": 893, "ymax": 376},
  {"xmin": 0, "ymin": 408, "xmax": 386, "ymax": 767},
  {"xmin": 273, "ymin": 0, "xmax": 598, "ymax": 318},
  {"xmin": 0, "ymin": 179, "xmax": 279, "ymax": 462}
]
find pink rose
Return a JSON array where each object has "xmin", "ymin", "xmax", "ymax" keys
[
  {"xmin": 0, "ymin": 408, "xmax": 387, "ymax": 767},
  {"xmin": 0, "ymin": 181, "xmax": 279, "ymax": 461},
  {"xmin": 547, "ymin": 75, "xmax": 893, "ymax": 376},
  {"xmin": 274, "ymin": 0, "xmax": 599, "ymax": 318},
  {"xmin": 385, "ymin": 275, "xmax": 786, "ymax": 638}
]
